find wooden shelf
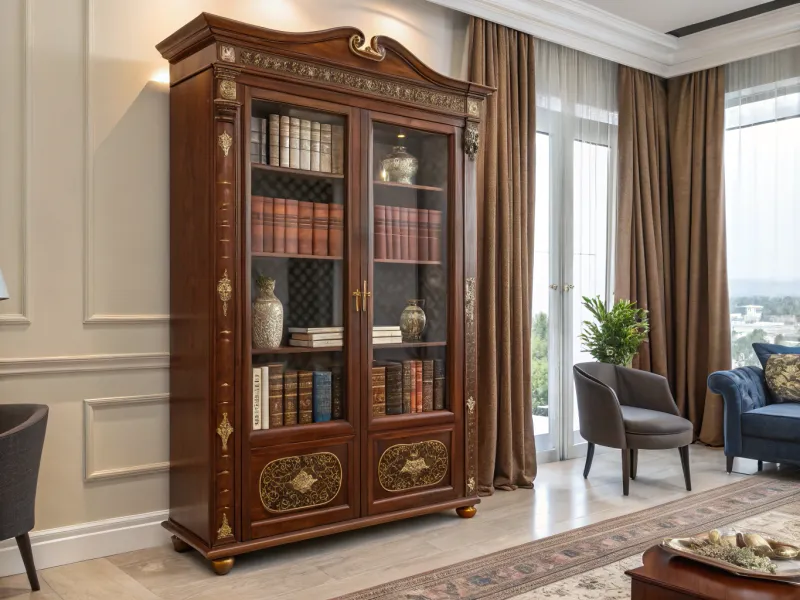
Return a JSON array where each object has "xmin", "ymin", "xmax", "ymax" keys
[
  {"xmin": 375, "ymin": 258, "xmax": 441, "ymax": 265},
  {"xmin": 372, "ymin": 341, "xmax": 446, "ymax": 349},
  {"xmin": 252, "ymin": 163, "xmax": 345, "ymax": 180},
  {"xmin": 252, "ymin": 346, "xmax": 342, "ymax": 355},
  {"xmin": 253, "ymin": 252, "xmax": 342, "ymax": 260},
  {"xmin": 374, "ymin": 180, "xmax": 443, "ymax": 192}
]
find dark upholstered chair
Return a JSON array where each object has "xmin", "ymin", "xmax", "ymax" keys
[
  {"xmin": 0, "ymin": 404, "xmax": 48, "ymax": 591},
  {"xmin": 573, "ymin": 363, "xmax": 693, "ymax": 496}
]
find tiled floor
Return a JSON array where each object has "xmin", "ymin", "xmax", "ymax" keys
[{"xmin": 0, "ymin": 446, "xmax": 772, "ymax": 600}]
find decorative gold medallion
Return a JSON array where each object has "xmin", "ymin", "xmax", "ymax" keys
[
  {"xmin": 467, "ymin": 99, "xmax": 480, "ymax": 117},
  {"xmin": 217, "ymin": 513, "xmax": 232, "ymax": 539},
  {"xmin": 259, "ymin": 452, "xmax": 342, "ymax": 513},
  {"xmin": 348, "ymin": 34, "xmax": 386, "ymax": 61},
  {"xmin": 465, "ymin": 123, "xmax": 479, "ymax": 160},
  {"xmin": 219, "ymin": 79, "xmax": 236, "ymax": 101},
  {"xmin": 219, "ymin": 45, "xmax": 235, "ymax": 63},
  {"xmin": 218, "ymin": 131, "xmax": 233, "ymax": 157},
  {"xmin": 216, "ymin": 412, "xmax": 233, "ymax": 452},
  {"xmin": 378, "ymin": 441, "xmax": 448, "ymax": 492},
  {"xmin": 217, "ymin": 269, "xmax": 232, "ymax": 316}
]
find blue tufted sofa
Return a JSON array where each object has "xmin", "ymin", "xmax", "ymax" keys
[{"xmin": 708, "ymin": 366, "xmax": 800, "ymax": 473}]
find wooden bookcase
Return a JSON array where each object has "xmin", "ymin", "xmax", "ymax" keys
[{"xmin": 157, "ymin": 14, "xmax": 491, "ymax": 574}]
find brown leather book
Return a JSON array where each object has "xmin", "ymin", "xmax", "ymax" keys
[
  {"xmin": 385, "ymin": 362, "xmax": 403, "ymax": 415},
  {"xmin": 429, "ymin": 210, "xmax": 442, "ymax": 262},
  {"xmin": 418, "ymin": 209, "xmax": 429, "ymax": 261},
  {"xmin": 415, "ymin": 360, "xmax": 423, "ymax": 413},
  {"xmin": 375, "ymin": 205, "xmax": 387, "ymax": 259},
  {"xmin": 391, "ymin": 206, "xmax": 402, "ymax": 259},
  {"xmin": 372, "ymin": 365, "xmax": 386, "ymax": 417},
  {"xmin": 262, "ymin": 197, "xmax": 274, "ymax": 253},
  {"xmin": 408, "ymin": 209, "xmax": 419, "ymax": 261},
  {"xmin": 328, "ymin": 204, "xmax": 344, "ymax": 257},
  {"xmin": 433, "ymin": 358, "xmax": 445, "ymax": 410},
  {"xmin": 402, "ymin": 360, "xmax": 413, "ymax": 414},
  {"xmin": 422, "ymin": 360, "xmax": 434, "ymax": 412},
  {"xmin": 298, "ymin": 371, "xmax": 314, "ymax": 424},
  {"xmin": 400, "ymin": 207, "xmax": 410, "ymax": 260},
  {"xmin": 283, "ymin": 371, "xmax": 298, "ymax": 425},
  {"xmin": 298, "ymin": 201, "xmax": 314, "ymax": 255},
  {"xmin": 385, "ymin": 205, "xmax": 393, "ymax": 259},
  {"xmin": 332, "ymin": 366, "xmax": 344, "ymax": 419},
  {"xmin": 313, "ymin": 203, "xmax": 329, "ymax": 256},
  {"xmin": 410, "ymin": 361, "xmax": 417, "ymax": 413},
  {"xmin": 268, "ymin": 363, "xmax": 284, "ymax": 428},
  {"xmin": 273, "ymin": 198, "xmax": 286, "ymax": 254},
  {"xmin": 285, "ymin": 199, "xmax": 299, "ymax": 255},
  {"xmin": 251, "ymin": 196, "xmax": 264, "ymax": 253}
]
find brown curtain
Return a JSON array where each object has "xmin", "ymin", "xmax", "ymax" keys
[
  {"xmin": 667, "ymin": 68, "xmax": 731, "ymax": 446},
  {"xmin": 617, "ymin": 65, "xmax": 730, "ymax": 446},
  {"xmin": 468, "ymin": 18, "xmax": 537, "ymax": 494}
]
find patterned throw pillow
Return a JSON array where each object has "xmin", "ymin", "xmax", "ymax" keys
[{"xmin": 764, "ymin": 354, "xmax": 800, "ymax": 403}]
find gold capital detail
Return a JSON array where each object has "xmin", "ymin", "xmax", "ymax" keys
[
  {"xmin": 465, "ymin": 122, "xmax": 479, "ymax": 160},
  {"xmin": 468, "ymin": 99, "xmax": 480, "ymax": 117},
  {"xmin": 260, "ymin": 452, "xmax": 342, "ymax": 513},
  {"xmin": 218, "ymin": 131, "xmax": 233, "ymax": 157},
  {"xmin": 217, "ymin": 269, "xmax": 232, "ymax": 316},
  {"xmin": 378, "ymin": 441, "xmax": 448, "ymax": 492},
  {"xmin": 219, "ymin": 79, "xmax": 236, "ymax": 101},
  {"xmin": 216, "ymin": 412, "xmax": 233, "ymax": 452},
  {"xmin": 217, "ymin": 513, "xmax": 232, "ymax": 540}
]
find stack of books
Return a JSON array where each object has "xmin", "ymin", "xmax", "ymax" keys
[
  {"xmin": 374, "ymin": 206, "xmax": 442, "ymax": 262},
  {"xmin": 373, "ymin": 326, "xmax": 402, "ymax": 345},
  {"xmin": 251, "ymin": 197, "xmax": 343, "ymax": 257},
  {"xmin": 250, "ymin": 115, "xmax": 344, "ymax": 174},
  {"xmin": 288, "ymin": 326, "xmax": 344, "ymax": 348},
  {"xmin": 371, "ymin": 359, "xmax": 446, "ymax": 416}
]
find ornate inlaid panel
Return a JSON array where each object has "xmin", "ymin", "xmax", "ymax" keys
[
  {"xmin": 259, "ymin": 452, "xmax": 343, "ymax": 513},
  {"xmin": 465, "ymin": 276, "xmax": 477, "ymax": 496},
  {"xmin": 378, "ymin": 440, "xmax": 449, "ymax": 492}
]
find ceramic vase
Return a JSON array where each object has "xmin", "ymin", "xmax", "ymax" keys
[
  {"xmin": 381, "ymin": 146, "xmax": 418, "ymax": 185},
  {"xmin": 252, "ymin": 277, "xmax": 283, "ymax": 348},
  {"xmin": 400, "ymin": 299, "xmax": 426, "ymax": 342}
]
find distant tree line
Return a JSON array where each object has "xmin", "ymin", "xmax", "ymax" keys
[{"xmin": 730, "ymin": 296, "xmax": 800, "ymax": 320}]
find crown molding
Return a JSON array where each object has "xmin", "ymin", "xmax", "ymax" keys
[{"xmin": 426, "ymin": 0, "xmax": 800, "ymax": 78}]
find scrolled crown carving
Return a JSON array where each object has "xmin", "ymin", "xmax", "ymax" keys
[
  {"xmin": 378, "ymin": 440, "xmax": 449, "ymax": 492},
  {"xmin": 349, "ymin": 34, "xmax": 386, "ymax": 62},
  {"xmin": 259, "ymin": 452, "xmax": 342, "ymax": 513}
]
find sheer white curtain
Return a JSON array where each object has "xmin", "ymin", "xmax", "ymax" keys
[
  {"xmin": 725, "ymin": 47, "xmax": 800, "ymax": 366},
  {"xmin": 532, "ymin": 38, "xmax": 618, "ymax": 458}
]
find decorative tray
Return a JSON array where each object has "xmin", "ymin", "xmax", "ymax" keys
[{"xmin": 661, "ymin": 529, "xmax": 800, "ymax": 584}]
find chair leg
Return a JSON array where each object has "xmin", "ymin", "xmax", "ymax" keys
[
  {"xmin": 15, "ymin": 533, "xmax": 39, "ymax": 591},
  {"xmin": 621, "ymin": 449, "xmax": 630, "ymax": 496},
  {"xmin": 630, "ymin": 449, "xmax": 638, "ymax": 480},
  {"xmin": 758, "ymin": 460, "xmax": 763, "ymax": 472},
  {"xmin": 726, "ymin": 455, "xmax": 734, "ymax": 474},
  {"xmin": 678, "ymin": 445, "xmax": 692, "ymax": 491},
  {"xmin": 583, "ymin": 443, "xmax": 595, "ymax": 479}
]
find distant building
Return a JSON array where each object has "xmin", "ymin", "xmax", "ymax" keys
[{"xmin": 742, "ymin": 305, "xmax": 763, "ymax": 323}]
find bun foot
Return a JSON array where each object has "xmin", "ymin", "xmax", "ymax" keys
[
  {"xmin": 456, "ymin": 506, "xmax": 477, "ymax": 519},
  {"xmin": 211, "ymin": 557, "xmax": 235, "ymax": 576},
  {"xmin": 171, "ymin": 536, "xmax": 191, "ymax": 553}
]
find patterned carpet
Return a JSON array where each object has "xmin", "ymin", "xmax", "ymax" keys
[{"xmin": 336, "ymin": 476, "xmax": 800, "ymax": 600}]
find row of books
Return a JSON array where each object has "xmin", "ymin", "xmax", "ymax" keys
[
  {"xmin": 251, "ymin": 197, "xmax": 343, "ymax": 257},
  {"xmin": 288, "ymin": 326, "xmax": 343, "ymax": 348},
  {"xmin": 375, "ymin": 206, "xmax": 442, "ymax": 262},
  {"xmin": 372, "ymin": 359, "xmax": 445, "ymax": 416},
  {"xmin": 251, "ymin": 364, "xmax": 343, "ymax": 430},
  {"xmin": 250, "ymin": 116, "xmax": 344, "ymax": 174}
]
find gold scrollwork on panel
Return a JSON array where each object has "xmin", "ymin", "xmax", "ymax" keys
[
  {"xmin": 465, "ymin": 276, "xmax": 477, "ymax": 496},
  {"xmin": 216, "ymin": 412, "xmax": 233, "ymax": 452},
  {"xmin": 259, "ymin": 452, "xmax": 342, "ymax": 513},
  {"xmin": 217, "ymin": 269, "xmax": 232, "ymax": 316},
  {"xmin": 378, "ymin": 440, "xmax": 449, "ymax": 492}
]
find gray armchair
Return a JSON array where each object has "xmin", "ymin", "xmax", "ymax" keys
[
  {"xmin": 573, "ymin": 363, "xmax": 693, "ymax": 496},
  {"xmin": 0, "ymin": 404, "xmax": 48, "ymax": 591}
]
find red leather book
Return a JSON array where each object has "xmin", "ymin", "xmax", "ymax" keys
[
  {"xmin": 408, "ymin": 209, "xmax": 419, "ymax": 261},
  {"xmin": 251, "ymin": 196, "xmax": 264, "ymax": 253},
  {"xmin": 285, "ymin": 199, "xmax": 299, "ymax": 255},
  {"xmin": 313, "ymin": 203, "xmax": 329, "ymax": 256},
  {"xmin": 385, "ymin": 205, "xmax": 393, "ymax": 259},
  {"xmin": 273, "ymin": 198, "xmax": 286, "ymax": 253},
  {"xmin": 429, "ymin": 209, "xmax": 442, "ymax": 262},
  {"xmin": 400, "ymin": 207, "xmax": 410, "ymax": 260},
  {"xmin": 410, "ymin": 361, "xmax": 417, "ymax": 413},
  {"xmin": 391, "ymin": 206, "xmax": 402, "ymax": 260},
  {"xmin": 262, "ymin": 197, "xmax": 274, "ymax": 253},
  {"xmin": 298, "ymin": 201, "xmax": 314, "ymax": 255},
  {"xmin": 328, "ymin": 204, "xmax": 344, "ymax": 257},
  {"xmin": 375, "ymin": 205, "xmax": 387, "ymax": 259},
  {"xmin": 415, "ymin": 360, "xmax": 423, "ymax": 413},
  {"xmin": 418, "ymin": 209, "xmax": 429, "ymax": 261}
]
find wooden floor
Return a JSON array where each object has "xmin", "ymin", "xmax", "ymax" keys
[{"xmin": 0, "ymin": 446, "xmax": 768, "ymax": 600}]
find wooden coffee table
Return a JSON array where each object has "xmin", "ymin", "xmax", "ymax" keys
[{"xmin": 626, "ymin": 546, "xmax": 798, "ymax": 599}]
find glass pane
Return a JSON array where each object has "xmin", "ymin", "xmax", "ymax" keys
[
  {"xmin": 248, "ymin": 99, "xmax": 348, "ymax": 430},
  {"xmin": 370, "ymin": 121, "xmax": 449, "ymax": 417},
  {"xmin": 571, "ymin": 140, "xmax": 610, "ymax": 435}
]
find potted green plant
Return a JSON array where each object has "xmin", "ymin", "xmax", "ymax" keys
[{"xmin": 579, "ymin": 296, "xmax": 649, "ymax": 367}]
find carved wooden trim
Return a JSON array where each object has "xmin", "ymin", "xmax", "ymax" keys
[
  {"xmin": 465, "ymin": 277, "xmax": 477, "ymax": 496},
  {"xmin": 348, "ymin": 34, "xmax": 386, "ymax": 61}
]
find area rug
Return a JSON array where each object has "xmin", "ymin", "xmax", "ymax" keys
[{"xmin": 335, "ymin": 476, "xmax": 800, "ymax": 600}]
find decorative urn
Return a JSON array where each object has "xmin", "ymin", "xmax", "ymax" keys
[
  {"xmin": 381, "ymin": 146, "xmax": 418, "ymax": 185},
  {"xmin": 252, "ymin": 275, "xmax": 283, "ymax": 348},
  {"xmin": 399, "ymin": 299, "xmax": 427, "ymax": 342}
]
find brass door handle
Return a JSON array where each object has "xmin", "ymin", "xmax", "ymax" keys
[
  {"xmin": 564, "ymin": 284, "xmax": 574, "ymax": 292},
  {"xmin": 362, "ymin": 280, "xmax": 371, "ymax": 310},
  {"xmin": 352, "ymin": 289, "xmax": 361, "ymax": 312},
  {"xmin": 549, "ymin": 284, "xmax": 559, "ymax": 290}
]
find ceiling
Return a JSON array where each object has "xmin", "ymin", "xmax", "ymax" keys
[{"xmin": 579, "ymin": 0, "xmax": 774, "ymax": 33}]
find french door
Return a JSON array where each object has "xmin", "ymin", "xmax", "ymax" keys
[{"xmin": 533, "ymin": 125, "xmax": 615, "ymax": 462}]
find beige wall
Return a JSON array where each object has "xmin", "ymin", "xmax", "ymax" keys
[{"xmin": 0, "ymin": 0, "xmax": 469, "ymax": 531}]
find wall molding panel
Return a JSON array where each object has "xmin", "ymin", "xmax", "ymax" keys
[
  {"xmin": 84, "ymin": 394, "xmax": 170, "ymax": 482},
  {"xmin": 0, "ymin": 352, "xmax": 169, "ymax": 376}
]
